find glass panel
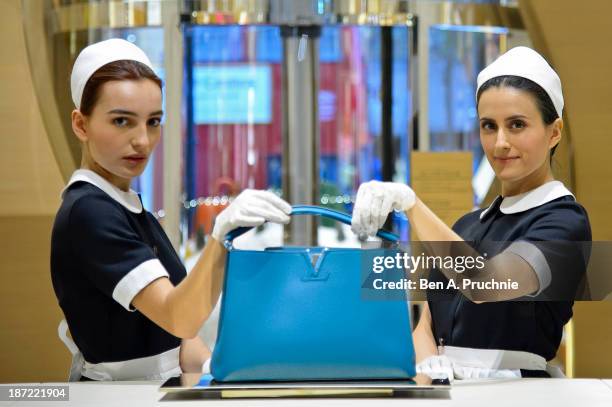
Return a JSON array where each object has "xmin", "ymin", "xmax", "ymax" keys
[
  {"xmin": 182, "ymin": 25, "xmax": 283, "ymax": 253},
  {"xmin": 428, "ymin": 24, "xmax": 507, "ymax": 205},
  {"xmin": 182, "ymin": 24, "xmax": 413, "ymax": 252},
  {"xmin": 318, "ymin": 25, "xmax": 412, "ymax": 243}
]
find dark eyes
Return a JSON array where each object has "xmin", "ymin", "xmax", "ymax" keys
[
  {"xmin": 481, "ymin": 121, "xmax": 495, "ymax": 131},
  {"xmin": 113, "ymin": 117, "xmax": 129, "ymax": 127},
  {"xmin": 480, "ymin": 120, "xmax": 526, "ymax": 131},
  {"xmin": 112, "ymin": 117, "xmax": 162, "ymax": 128},
  {"xmin": 148, "ymin": 118, "xmax": 161, "ymax": 127}
]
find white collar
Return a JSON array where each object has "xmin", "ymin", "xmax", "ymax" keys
[
  {"xmin": 480, "ymin": 180, "xmax": 574, "ymax": 220},
  {"xmin": 61, "ymin": 169, "xmax": 143, "ymax": 213}
]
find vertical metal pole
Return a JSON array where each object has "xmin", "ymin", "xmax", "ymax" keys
[
  {"xmin": 161, "ymin": 0, "xmax": 183, "ymax": 251},
  {"xmin": 381, "ymin": 25, "xmax": 394, "ymax": 231},
  {"xmin": 381, "ymin": 26, "xmax": 394, "ymax": 182},
  {"xmin": 411, "ymin": 14, "xmax": 419, "ymax": 152},
  {"xmin": 416, "ymin": 0, "xmax": 435, "ymax": 152},
  {"xmin": 281, "ymin": 26, "xmax": 321, "ymax": 246},
  {"xmin": 183, "ymin": 24, "xmax": 196, "ymax": 237}
]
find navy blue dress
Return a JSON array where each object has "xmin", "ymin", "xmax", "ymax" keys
[
  {"xmin": 51, "ymin": 171, "xmax": 187, "ymax": 366},
  {"xmin": 427, "ymin": 181, "xmax": 591, "ymax": 373}
]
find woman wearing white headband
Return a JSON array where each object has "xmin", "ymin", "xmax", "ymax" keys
[
  {"xmin": 352, "ymin": 47, "xmax": 591, "ymax": 380},
  {"xmin": 50, "ymin": 39, "xmax": 292, "ymax": 381}
]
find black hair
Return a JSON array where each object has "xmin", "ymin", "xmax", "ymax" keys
[{"xmin": 476, "ymin": 75, "xmax": 560, "ymax": 158}]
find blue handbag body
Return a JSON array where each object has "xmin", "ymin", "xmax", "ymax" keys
[{"xmin": 210, "ymin": 205, "xmax": 416, "ymax": 382}]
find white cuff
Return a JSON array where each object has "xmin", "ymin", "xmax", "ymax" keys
[
  {"xmin": 112, "ymin": 258, "xmax": 169, "ymax": 311},
  {"xmin": 505, "ymin": 241, "xmax": 552, "ymax": 296}
]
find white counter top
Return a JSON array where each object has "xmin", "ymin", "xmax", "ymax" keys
[{"xmin": 1, "ymin": 379, "xmax": 611, "ymax": 407}]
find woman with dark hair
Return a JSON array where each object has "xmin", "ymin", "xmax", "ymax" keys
[
  {"xmin": 351, "ymin": 47, "xmax": 591, "ymax": 379},
  {"xmin": 51, "ymin": 39, "xmax": 291, "ymax": 381}
]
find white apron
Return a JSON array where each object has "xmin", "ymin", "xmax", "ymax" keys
[
  {"xmin": 58, "ymin": 319, "xmax": 182, "ymax": 381},
  {"xmin": 444, "ymin": 345, "xmax": 565, "ymax": 378}
]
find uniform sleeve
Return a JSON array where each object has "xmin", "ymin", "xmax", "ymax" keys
[
  {"xmin": 505, "ymin": 201, "xmax": 592, "ymax": 298},
  {"xmin": 69, "ymin": 194, "xmax": 169, "ymax": 311}
]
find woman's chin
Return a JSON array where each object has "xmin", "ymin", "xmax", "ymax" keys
[
  {"xmin": 119, "ymin": 164, "xmax": 147, "ymax": 179},
  {"xmin": 494, "ymin": 170, "xmax": 524, "ymax": 184},
  {"xmin": 105, "ymin": 168, "xmax": 143, "ymax": 185}
]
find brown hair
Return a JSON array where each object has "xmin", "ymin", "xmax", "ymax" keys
[{"xmin": 79, "ymin": 60, "xmax": 163, "ymax": 116}]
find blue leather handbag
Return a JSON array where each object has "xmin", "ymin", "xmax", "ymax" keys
[{"xmin": 210, "ymin": 205, "xmax": 416, "ymax": 382}]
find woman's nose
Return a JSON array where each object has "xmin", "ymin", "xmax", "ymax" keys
[
  {"xmin": 131, "ymin": 126, "xmax": 150, "ymax": 149},
  {"xmin": 495, "ymin": 129, "xmax": 511, "ymax": 149}
]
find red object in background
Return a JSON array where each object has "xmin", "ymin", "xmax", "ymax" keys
[
  {"xmin": 194, "ymin": 177, "xmax": 240, "ymax": 236},
  {"xmin": 320, "ymin": 63, "xmax": 338, "ymax": 156},
  {"xmin": 194, "ymin": 63, "xmax": 282, "ymax": 197}
]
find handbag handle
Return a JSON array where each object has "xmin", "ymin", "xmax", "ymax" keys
[{"xmin": 224, "ymin": 204, "xmax": 399, "ymax": 243}]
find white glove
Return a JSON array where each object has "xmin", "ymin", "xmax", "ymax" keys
[
  {"xmin": 452, "ymin": 365, "xmax": 521, "ymax": 380},
  {"xmin": 211, "ymin": 189, "xmax": 292, "ymax": 242},
  {"xmin": 202, "ymin": 357, "xmax": 211, "ymax": 374},
  {"xmin": 416, "ymin": 355, "xmax": 455, "ymax": 382},
  {"xmin": 351, "ymin": 181, "xmax": 416, "ymax": 237}
]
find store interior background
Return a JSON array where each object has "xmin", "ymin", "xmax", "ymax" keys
[{"xmin": 1, "ymin": 0, "xmax": 611, "ymax": 382}]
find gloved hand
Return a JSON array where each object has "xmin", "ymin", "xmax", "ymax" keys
[
  {"xmin": 416, "ymin": 355, "xmax": 455, "ymax": 382},
  {"xmin": 452, "ymin": 365, "xmax": 521, "ymax": 380},
  {"xmin": 211, "ymin": 189, "xmax": 292, "ymax": 243},
  {"xmin": 351, "ymin": 181, "xmax": 416, "ymax": 237}
]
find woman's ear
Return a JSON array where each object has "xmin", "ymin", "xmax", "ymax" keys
[
  {"xmin": 549, "ymin": 117, "xmax": 563, "ymax": 150},
  {"xmin": 71, "ymin": 110, "xmax": 88, "ymax": 143}
]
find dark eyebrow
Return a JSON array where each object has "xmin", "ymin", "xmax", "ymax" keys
[
  {"xmin": 107, "ymin": 109, "xmax": 137, "ymax": 116},
  {"xmin": 479, "ymin": 115, "xmax": 528, "ymax": 122},
  {"xmin": 505, "ymin": 115, "xmax": 528, "ymax": 121},
  {"xmin": 107, "ymin": 109, "xmax": 164, "ymax": 117}
]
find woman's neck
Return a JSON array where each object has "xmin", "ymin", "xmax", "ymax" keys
[
  {"xmin": 81, "ymin": 156, "xmax": 131, "ymax": 192},
  {"xmin": 501, "ymin": 164, "xmax": 554, "ymax": 197}
]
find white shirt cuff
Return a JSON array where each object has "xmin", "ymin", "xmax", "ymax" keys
[
  {"xmin": 505, "ymin": 241, "xmax": 552, "ymax": 296},
  {"xmin": 112, "ymin": 258, "xmax": 169, "ymax": 311}
]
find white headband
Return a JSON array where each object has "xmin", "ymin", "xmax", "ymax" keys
[
  {"xmin": 476, "ymin": 46, "xmax": 564, "ymax": 118},
  {"xmin": 70, "ymin": 38, "xmax": 154, "ymax": 110}
]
